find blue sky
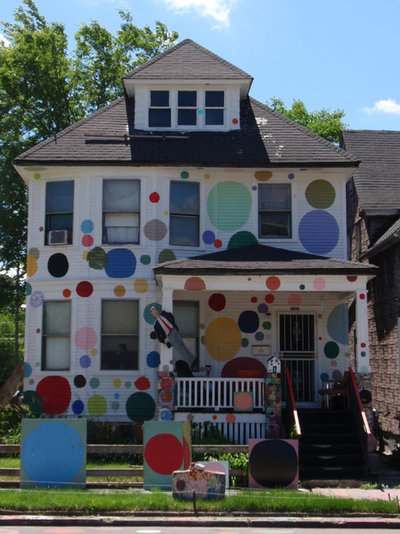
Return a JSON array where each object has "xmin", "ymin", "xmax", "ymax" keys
[{"xmin": 1, "ymin": 0, "xmax": 400, "ymax": 131}]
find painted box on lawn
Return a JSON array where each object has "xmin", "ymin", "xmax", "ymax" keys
[
  {"xmin": 20, "ymin": 418, "xmax": 87, "ymax": 489},
  {"xmin": 143, "ymin": 420, "xmax": 191, "ymax": 490}
]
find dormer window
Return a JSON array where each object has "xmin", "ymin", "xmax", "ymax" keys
[
  {"xmin": 177, "ymin": 91, "xmax": 197, "ymax": 126},
  {"xmin": 205, "ymin": 91, "xmax": 224, "ymax": 125},
  {"xmin": 149, "ymin": 90, "xmax": 171, "ymax": 127}
]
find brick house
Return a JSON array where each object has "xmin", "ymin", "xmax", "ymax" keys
[
  {"xmin": 13, "ymin": 40, "xmax": 375, "ymax": 445},
  {"xmin": 342, "ymin": 129, "xmax": 400, "ymax": 446}
]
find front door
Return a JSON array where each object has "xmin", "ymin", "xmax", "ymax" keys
[{"xmin": 279, "ymin": 313, "xmax": 316, "ymax": 404}]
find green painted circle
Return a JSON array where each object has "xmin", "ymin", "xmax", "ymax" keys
[
  {"xmin": 34, "ymin": 173, "xmax": 41, "ymax": 180},
  {"xmin": 228, "ymin": 231, "xmax": 258, "ymax": 249},
  {"xmin": 180, "ymin": 171, "xmax": 189, "ymax": 179},
  {"xmin": 299, "ymin": 284, "xmax": 305, "ymax": 290},
  {"xmin": 88, "ymin": 395, "xmax": 107, "ymax": 416},
  {"xmin": 126, "ymin": 392, "xmax": 155, "ymax": 422},
  {"xmin": 207, "ymin": 182, "xmax": 252, "ymax": 231},
  {"xmin": 324, "ymin": 341, "xmax": 340, "ymax": 359},
  {"xmin": 158, "ymin": 249, "xmax": 176, "ymax": 263},
  {"xmin": 26, "ymin": 283, "xmax": 32, "ymax": 296},
  {"xmin": 305, "ymin": 179, "xmax": 336, "ymax": 209},
  {"xmin": 263, "ymin": 321, "xmax": 272, "ymax": 330},
  {"xmin": 87, "ymin": 247, "xmax": 107, "ymax": 270},
  {"xmin": 241, "ymin": 338, "xmax": 249, "ymax": 347}
]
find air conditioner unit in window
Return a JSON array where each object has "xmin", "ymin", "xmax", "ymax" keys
[{"xmin": 48, "ymin": 229, "xmax": 69, "ymax": 245}]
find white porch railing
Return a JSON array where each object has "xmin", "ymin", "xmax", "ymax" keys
[{"xmin": 175, "ymin": 377, "xmax": 265, "ymax": 411}]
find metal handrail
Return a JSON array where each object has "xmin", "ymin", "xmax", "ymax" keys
[
  {"xmin": 285, "ymin": 367, "xmax": 302, "ymax": 436},
  {"xmin": 348, "ymin": 367, "xmax": 371, "ymax": 435}
]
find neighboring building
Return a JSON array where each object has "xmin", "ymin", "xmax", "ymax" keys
[
  {"xmin": 343, "ymin": 129, "xmax": 400, "ymax": 445},
  {"xmin": 14, "ymin": 40, "xmax": 375, "ymax": 442}
]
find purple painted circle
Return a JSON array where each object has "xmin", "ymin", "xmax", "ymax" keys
[
  {"xmin": 257, "ymin": 303, "xmax": 268, "ymax": 314},
  {"xmin": 238, "ymin": 310, "xmax": 259, "ymax": 333},
  {"xmin": 299, "ymin": 211, "xmax": 339, "ymax": 255},
  {"xmin": 80, "ymin": 355, "xmax": 91, "ymax": 368},
  {"xmin": 105, "ymin": 249, "xmax": 136, "ymax": 278},
  {"xmin": 202, "ymin": 230, "xmax": 215, "ymax": 245}
]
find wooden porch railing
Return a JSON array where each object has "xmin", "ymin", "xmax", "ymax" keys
[
  {"xmin": 284, "ymin": 367, "xmax": 302, "ymax": 437},
  {"xmin": 175, "ymin": 377, "xmax": 265, "ymax": 411}
]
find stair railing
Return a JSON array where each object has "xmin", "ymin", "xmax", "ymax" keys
[
  {"xmin": 285, "ymin": 366, "xmax": 302, "ymax": 437},
  {"xmin": 348, "ymin": 366, "xmax": 371, "ymax": 476}
]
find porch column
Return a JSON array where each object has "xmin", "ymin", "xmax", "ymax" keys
[
  {"xmin": 355, "ymin": 289, "xmax": 371, "ymax": 374},
  {"xmin": 157, "ymin": 286, "xmax": 175, "ymax": 421}
]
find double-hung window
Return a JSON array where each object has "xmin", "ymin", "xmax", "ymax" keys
[
  {"xmin": 45, "ymin": 181, "xmax": 74, "ymax": 245},
  {"xmin": 259, "ymin": 183, "xmax": 292, "ymax": 238},
  {"xmin": 170, "ymin": 181, "xmax": 199, "ymax": 246},
  {"xmin": 101, "ymin": 300, "xmax": 139, "ymax": 370},
  {"xmin": 177, "ymin": 91, "xmax": 197, "ymax": 126},
  {"xmin": 103, "ymin": 180, "xmax": 140, "ymax": 244},
  {"xmin": 173, "ymin": 301, "xmax": 199, "ymax": 371},
  {"xmin": 42, "ymin": 301, "xmax": 71, "ymax": 370},
  {"xmin": 205, "ymin": 91, "xmax": 224, "ymax": 125},
  {"xmin": 149, "ymin": 90, "xmax": 171, "ymax": 127}
]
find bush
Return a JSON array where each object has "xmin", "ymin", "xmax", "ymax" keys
[{"xmin": 0, "ymin": 394, "xmax": 33, "ymax": 444}]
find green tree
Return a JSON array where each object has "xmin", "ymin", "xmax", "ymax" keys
[{"xmin": 267, "ymin": 97, "xmax": 347, "ymax": 144}]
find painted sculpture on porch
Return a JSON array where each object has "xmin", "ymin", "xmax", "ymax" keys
[{"xmin": 151, "ymin": 306, "xmax": 196, "ymax": 368}]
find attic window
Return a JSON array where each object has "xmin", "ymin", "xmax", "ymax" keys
[
  {"xmin": 149, "ymin": 90, "xmax": 171, "ymax": 127},
  {"xmin": 177, "ymin": 91, "xmax": 197, "ymax": 126},
  {"xmin": 205, "ymin": 91, "xmax": 224, "ymax": 125}
]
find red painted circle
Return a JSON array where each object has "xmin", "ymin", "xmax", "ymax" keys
[
  {"xmin": 36, "ymin": 328, "xmax": 41, "ymax": 333},
  {"xmin": 265, "ymin": 294, "xmax": 275, "ymax": 304},
  {"xmin": 82, "ymin": 234, "xmax": 94, "ymax": 247},
  {"xmin": 214, "ymin": 239, "xmax": 222, "ymax": 248},
  {"xmin": 149, "ymin": 192, "xmax": 160, "ymax": 203},
  {"xmin": 266, "ymin": 276, "xmax": 281, "ymax": 290},
  {"xmin": 144, "ymin": 434, "xmax": 183, "ymax": 475},
  {"xmin": 76, "ymin": 281, "xmax": 93, "ymax": 297},
  {"xmin": 160, "ymin": 378, "xmax": 173, "ymax": 390},
  {"xmin": 63, "ymin": 289, "xmax": 71, "ymax": 298},
  {"xmin": 212, "ymin": 415, "xmax": 217, "ymax": 420},
  {"xmin": 251, "ymin": 297, "xmax": 258, "ymax": 303},
  {"xmin": 347, "ymin": 275, "xmax": 358, "ymax": 282},
  {"xmin": 208, "ymin": 293, "xmax": 226, "ymax": 311},
  {"xmin": 232, "ymin": 118, "xmax": 239, "ymax": 124},
  {"xmin": 359, "ymin": 293, "xmax": 366, "ymax": 300},
  {"xmin": 36, "ymin": 376, "xmax": 71, "ymax": 415},
  {"xmin": 222, "ymin": 357, "xmax": 266, "ymax": 378},
  {"xmin": 135, "ymin": 376, "xmax": 150, "ymax": 390},
  {"xmin": 361, "ymin": 342, "xmax": 366, "ymax": 348}
]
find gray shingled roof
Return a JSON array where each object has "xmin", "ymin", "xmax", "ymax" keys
[
  {"xmin": 123, "ymin": 39, "xmax": 253, "ymax": 80},
  {"xmin": 153, "ymin": 244, "xmax": 377, "ymax": 276},
  {"xmin": 15, "ymin": 96, "xmax": 359, "ymax": 167},
  {"xmin": 363, "ymin": 216, "xmax": 400, "ymax": 258},
  {"xmin": 341, "ymin": 130, "xmax": 400, "ymax": 212}
]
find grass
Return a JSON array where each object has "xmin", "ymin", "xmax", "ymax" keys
[{"xmin": 0, "ymin": 488, "xmax": 398, "ymax": 515}]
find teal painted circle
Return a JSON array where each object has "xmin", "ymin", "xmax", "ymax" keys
[
  {"xmin": 207, "ymin": 182, "xmax": 252, "ymax": 231},
  {"xmin": 89, "ymin": 377, "xmax": 100, "ymax": 389},
  {"xmin": 228, "ymin": 231, "xmax": 258, "ymax": 249},
  {"xmin": 241, "ymin": 338, "xmax": 249, "ymax": 347},
  {"xmin": 24, "ymin": 362, "xmax": 32, "ymax": 378},
  {"xmin": 22, "ymin": 422, "xmax": 84, "ymax": 486},
  {"xmin": 26, "ymin": 283, "xmax": 32, "ymax": 296},
  {"xmin": 180, "ymin": 171, "xmax": 189, "ymax": 179},
  {"xmin": 140, "ymin": 255, "xmax": 151, "ymax": 265},
  {"xmin": 198, "ymin": 109, "xmax": 204, "ymax": 115},
  {"xmin": 320, "ymin": 372, "xmax": 329, "ymax": 381},
  {"xmin": 81, "ymin": 219, "xmax": 94, "ymax": 233},
  {"xmin": 327, "ymin": 304, "xmax": 349, "ymax": 344},
  {"xmin": 324, "ymin": 341, "xmax": 340, "ymax": 359},
  {"xmin": 144, "ymin": 302, "xmax": 161, "ymax": 325}
]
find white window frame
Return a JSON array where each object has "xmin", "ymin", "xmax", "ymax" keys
[
  {"xmin": 169, "ymin": 180, "xmax": 200, "ymax": 247},
  {"xmin": 42, "ymin": 300, "xmax": 71, "ymax": 371},
  {"xmin": 45, "ymin": 181, "xmax": 74, "ymax": 245},
  {"xmin": 102, "ymin": 179, "xmax": 140, "ymax": 245},
  {"xmin": 258, "ymin": 183, "xmax": 292, "ymax": 239}
]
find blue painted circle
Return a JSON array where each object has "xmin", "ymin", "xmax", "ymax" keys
[
  {"xmin": 299, "ymin": 211, "xmax": 339, "ymax": 255},
  {"xmin": 80, "ymin": 355, "xmax": 91, "ymax": 369},
  {"xmin": 72, "ymin": 400, "xmax": 84, "ymax": 415},
  {"xmin": 81, "ymin": 219, "xmax": 94, "ymax": 233},
  {"xmin": 255, "ymin": 331, "xmax": 264, "ymax": 341},
  {"xmin": 160, "ymin": 409, "xmax": 173, "ymax": 421},
  {"xmin": 146, "ymin": 351, "xmax": 161, "ymax": 368},
  {"xmin": 105, "ymin": 249, "xmax": 136, "ymax": 278},
  {"xmin": 361, "ymin": 351, "xmax": 366, "ymax": 357},
  {"xmin": 24, "ymin": 362, "xmax": 32, "ymax": 378},
  {"xmin": 114, "ymin": 393, "xmax": 120, "ymax": 399},
  {"xmin": 238, "ymin": 310, "xmax": 259, "ymax": 333},
  {"xmin": 21, "ymin": 422, "xmax": 84, "ymax": 486},
  {"xmin": 257, "ymin": 303, "xmax": 268, "ymax": 314},
  {"xmin": 327, "ymin": 304, "xmax": 349, "ymax": 344},
  {"xmin": 202, "ymin": 230, "xmax": 215, "ymax": 245}
]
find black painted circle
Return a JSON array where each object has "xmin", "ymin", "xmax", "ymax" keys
[
  {"xmin": 48, "ymin": 253, "xmax": 69, "ymax": 278},
  {"xmin": 73, "ymin": 375, "xmax": 86, "ymax": 388},
  {"xmin": 150, "ymin": 331, "xmax": 157, "ymax": 340},
  {"xmin": 249, "ymin": 440, "xmax": 298, "ymax": 487}
]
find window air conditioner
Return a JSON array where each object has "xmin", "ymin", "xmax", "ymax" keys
[{"xmin": 48, "ymin": 229, "xmax": 69, "ymax": 245}]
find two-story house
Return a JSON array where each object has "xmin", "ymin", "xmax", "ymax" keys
[{"xmin": 14, "ymin": 39, "xmax": 375, "ymax": 443}]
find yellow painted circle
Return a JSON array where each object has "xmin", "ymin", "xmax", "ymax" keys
[
  {"xmin": 113, "ymin": 378, "xmax": 122, "ymax": 389},
  {"xmin": 26, "ymin": 254, "xmax": 38, "ymax": 277},
  {"xmin": 82, "ymin": 251, "xmax": 88, "ymax": 260},
  {"xmin": 114, "ymin": 285, "xmax": 126, "ymax": 297},
  {"xmin": 90, "ymin": 349, "xmax": 98, "ymax": 356},
  {"xmin": 204, "ymin": 317, "xmax": 242, "ymax": 362},
  {"xmin": 134, "ymin": 279, "xmax": 148, "ymax": 293}
]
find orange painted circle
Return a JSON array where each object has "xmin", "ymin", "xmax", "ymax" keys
[{"xmin": 266, "ymin": 276, "xmax": 281, "ymax": 290}]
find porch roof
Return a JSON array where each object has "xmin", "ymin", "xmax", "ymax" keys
[{"xmin": 153, "ymin": 244, "xmax": 377, "ymax": 276}]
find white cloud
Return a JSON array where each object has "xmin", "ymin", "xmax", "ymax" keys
[
  {"xmin": 364, "ymin": 99, "xmax": 400, "ymax": 116},
  {"xmin": 161, "ymin": 0, "xmax": 239, "ymax": 28},
  {"xmin": 0, "ymin": 34, "xmax": 10, "ymax": 47}
]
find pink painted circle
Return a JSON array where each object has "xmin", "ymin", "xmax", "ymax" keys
[
  {"xmin": 184, "ymin": 277, "xmax": 206, "ymax": 290},
  {"xmin": 75, "ymin": 327, "xmax": 97, "ymax": 350},
  {"xmin": 226, "ymin": 413, "xmax": 236, "ymax": 423},
  {"xmin": 313, "ymin": 277, "xmax": 326, "ymax": 290},
  {"xmin": 288, "ymin": 294, "xmax": 302, "ymax": 306},
  {"xmin": 234, "ymin": 391, "xmax": 253, "ymax": 411},
  {"xmin": 331, "ymin": 360, "xmax": 337, "ymax": 367},
  {"xmin": 266, "ymin": 276, "xmax": 280, "ymax": 290},
  {"xmin": 82, "ymin": 235, "xmax": 94, "ymax": 247}
]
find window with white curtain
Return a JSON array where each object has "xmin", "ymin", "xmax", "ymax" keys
[
  {"xmin": 173, "ymin": 301, "xmax": 199, "ymax": 371},
  {"xmin": 42, "ymin": 301, "xmax": 71, "ymax": 370},
  {"xmin": 103, "ymin": 180, "xmax": 140, "ymax": 244},
  {"xmin": 170, "ymin": 181, "xmax": 199, "ymax": 246},
  {"xmin": 101, "ymin": 300, "xmax": 139, "ymax": 370}
]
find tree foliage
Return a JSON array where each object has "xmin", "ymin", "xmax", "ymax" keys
[{"xmin": 267, "ymin": 97, "xmax": 347, "ymax": 144}]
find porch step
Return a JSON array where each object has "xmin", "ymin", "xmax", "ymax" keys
[{"xmin": 298, "ymin": 408, "xmax": 367, "ymax": 480}]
